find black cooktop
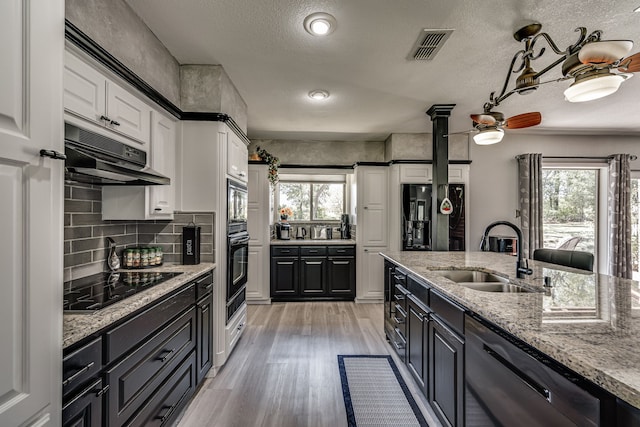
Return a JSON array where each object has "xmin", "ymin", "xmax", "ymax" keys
[{"xmin": 63, "ymin": 271, "xmax": 183, "ymax": 312}]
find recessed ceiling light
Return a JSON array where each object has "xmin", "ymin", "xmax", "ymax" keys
[
  {"xmin": 304, "ymin": 13, "xmax": 337, "ymax": 36},
  {"xmin": 308, "ymin": 89, "xmax": 330, "ymax": 100}
]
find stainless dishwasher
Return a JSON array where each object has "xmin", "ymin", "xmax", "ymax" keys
[{"xmin": 465, "ymin": 314, "xmax": 601, "ymax": 427}]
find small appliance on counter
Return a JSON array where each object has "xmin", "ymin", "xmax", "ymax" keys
[
  {"xmin": 340, "ymin": 214, "xmax": 350, "ymax": 239},
  {"xmin": 311, "ymin": 225, "xmax": 332, "ymax": 240},
  {"xmin": 276, "ymin": 222, "xmax": 291, "ymax": 240},
  {"xmin": 295, "ymin": 226, "xmax": 306, "ymax": 239},
  {"xmin": 487, "ymin": 235, "xmax": 517, "ymax": 255}
]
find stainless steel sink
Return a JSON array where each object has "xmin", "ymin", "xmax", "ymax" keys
[
  {"xmin": 434, "ymin": 270, "xmax": 535, "ymax": 293},
  {"xmin": 436, "ymin": 270, "xmax": 509, "ymax": 283}
]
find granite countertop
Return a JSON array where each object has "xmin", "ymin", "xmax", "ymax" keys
[
  {"xmin": 271, "ymin": 238, "xmax": 356, "ymax": 245},
  {"xmin": 380, "ymin": 251, "xmax": 640, "ymax": 409},
  {"xmin": 63, "ymin": 263, "xmax": 215, "ymax": 349}
]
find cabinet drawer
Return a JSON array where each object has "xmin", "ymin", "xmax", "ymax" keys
[
  {"xmin": 430, "ymin": 290, "xmax": 465, "ymax": 336},
  {"xmin": 300, "ymin": 246, "xmax": 327, "ymax": 256},
  {"xmin": 105, "ymin": 284, "xmax": 195, "ymax": 363},
  {"xmin": 328, "ymin": 246, "xmax": 355, "ymax": 256},
  {"xmin": 194, "ymin": 271, "xmax": 214, "ymax": 300},
  {"xmin": 271, "ymin": 246, "xmax": 299, "ymax": 256},
  {"xmin": 62, "ymin": 378, "xmax": 105, "ymax": 427},
  {"xmin": 407, "ymin": 275, "xmax": 429, "ymax": 306},
  {"xmin": 125, "ymin": 350, "xmax": 197, "ymax": 427},
  {"xmin": 106, "ymin": 307, "xmax": 196, "ymax": 426},
  {"xmin": 63, "ymin": 337, "xmax": 102, "ymax": 399}
]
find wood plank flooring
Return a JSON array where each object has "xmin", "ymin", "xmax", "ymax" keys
[{"xmin": 177, "ymin": 302, "xmax": 441, "ymax": 427}]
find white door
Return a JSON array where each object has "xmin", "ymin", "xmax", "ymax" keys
[{"xmin": 0, "ymin": 1, "xmax": 63, "ymax": 426}]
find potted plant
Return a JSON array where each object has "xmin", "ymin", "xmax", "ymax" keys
[
  {"xmin": 255, "ymin": 146, "xmax": 280, "ymax": 187},
  {"xmin": 279, "ymin": 207, "xmax": 293, "ymax": 221}
]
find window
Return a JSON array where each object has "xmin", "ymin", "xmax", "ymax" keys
[
  {"xmin": 277, "ymin": 182, "xmax": 345, "ymax": 221},
  {"xmin": 542, "ymin": 167, "xmax": 599, "ymax": 255}
]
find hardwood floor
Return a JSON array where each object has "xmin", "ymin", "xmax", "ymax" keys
[{"xmin": 177, "ymin": 302, "xmax": 441, "ymax": 427}]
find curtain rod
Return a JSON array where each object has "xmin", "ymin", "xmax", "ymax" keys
[{"xmin": 514, "ymin": 155, "xmax": 638, "ymax": 161}]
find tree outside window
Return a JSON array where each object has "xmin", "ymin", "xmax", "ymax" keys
[{"xmin": 277, "ymin": 182, "xmax": 345, "ymax": 221}]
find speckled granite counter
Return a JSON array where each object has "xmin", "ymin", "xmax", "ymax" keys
[
  {"xmin": 271, "ymin": 239, "xmax": 356, "ymax": 245},
  {"xmin": 380, "ymin": 251, "xmax": 640, "ymax": 409},
  {"xmin": 63, "ymin": 263, "xmax": 215, "ymax": 349}
]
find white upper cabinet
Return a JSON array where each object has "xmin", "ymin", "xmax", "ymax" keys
[
  {"xmin": 400, "ymin": 164, "xmax": 432, "ymax": 183},
  {"xmin": 102, "ymin": 110, "xmax": 177, "ymax": 220},
  {"xmin": 105, "ymin": 81, "xmax": 151, "ymax": 146},
  {"xmin": 147, "ymin": 111, "xmax": 176, "ymax": 218},
  {"xmin": 227, "ymin": 131, "xmax": 248, "ymax": 182},
  {"xmin": 64, "ymin": 49, "xmax": 151, "ymax": 148}
]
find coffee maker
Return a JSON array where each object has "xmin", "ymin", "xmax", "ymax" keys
[
  {"xmin": 276, "ymin": 222, "xmax": 291, "ymax": 240},
  {"xmin": 340, "ymin": 214, "xmax": 350, "ymax": 239}
]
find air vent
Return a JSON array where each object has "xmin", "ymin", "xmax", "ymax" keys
[{"xmin": 408, "ymin": 29, "xmax": 454, "ymax": 61}]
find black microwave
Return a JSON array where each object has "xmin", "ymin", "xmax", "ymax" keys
[{"xmin": 228, "ymin": 179, "xmax": 248, "ymax": 233}]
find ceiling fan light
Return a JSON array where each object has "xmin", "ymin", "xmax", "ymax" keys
[
  {"xmin": 473, "ymin": 128, "xmax": 504, "ymax": 145},
  {"xmin": 564, "ymin": 73, "xmax": 630, "ymax": 102}
]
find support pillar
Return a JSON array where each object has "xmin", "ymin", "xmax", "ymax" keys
[{"xmin": 426, "ymin": 104, "xmax": 455, "ymax": 251}]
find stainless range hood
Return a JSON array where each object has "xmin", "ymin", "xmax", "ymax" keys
[{"xmin": 64, "ymin": 124, "xmax": 169, "ymax": 185}]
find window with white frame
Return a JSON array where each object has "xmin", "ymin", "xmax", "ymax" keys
[{"xmin": 275, "ymin": 174, "xmax": 346, "ymax": 222}]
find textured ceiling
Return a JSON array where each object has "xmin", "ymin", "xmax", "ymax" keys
[{"xmin": 125, "ymin": 0, "xmax": 640, "ymax": 141}]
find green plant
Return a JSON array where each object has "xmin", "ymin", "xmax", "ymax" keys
[{"xmin": 256, "ymin": 146, "xmax": 280, "ymax": 186}]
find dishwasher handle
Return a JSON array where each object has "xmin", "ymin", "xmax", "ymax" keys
[{"xmin": 483, "ymin": 343, "xmax": 551, "ymax": 402}]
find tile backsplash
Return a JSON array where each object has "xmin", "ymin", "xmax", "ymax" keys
[{"xmin": 64, "ymin": 183, "xmax": 214, "ymax": 281}]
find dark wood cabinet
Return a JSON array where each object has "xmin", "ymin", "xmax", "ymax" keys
[
  {"xmin": 271, "ymin": 256, "xmax": 299, "ymax": 297},
  {"xmin": 197, "ymin": 292, "xmax": 213, "ymax": 384},
  {"xmin": 300, "ymin": 256, "xmax": 327, "ymax": 295},
  {"xmin": 327, "ymin": 257, "xmax": 355, "ymax": 297},
  {"xmin": 271, "ymin": 245, "xmax": 355, "ymax": 300},
  {"xmin": 429, "ymin": 315, "xmax": 464, "ymax": 427},
  {"xmin": 62, "ymin": 269, "xmax": 214, "ymax": 427},
  {"xmin": 62, "ymin": 378, "xmax": 105, "ymax": 427},
  {"xmin": 407, "ymin": 296, "xmax": 429, "ymax": 392}
]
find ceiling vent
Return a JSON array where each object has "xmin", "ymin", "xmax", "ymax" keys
[{"xmin": 408, "ymin": 29, "xmax": 454, "ymax": 61}]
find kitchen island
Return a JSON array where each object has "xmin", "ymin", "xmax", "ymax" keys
[{"xmin": 381, "ymin": 250, "xmax": 640, "ymax": 422}]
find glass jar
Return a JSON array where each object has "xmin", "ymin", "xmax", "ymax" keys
[
  {"xmin": 124, "ymin": 249, "xmax": 133, "ymax": 268},
  {"xmin": 156, "ymin": 247, "xmax": 163, "ymax": 265},
  {"xmin": 147, "ymin": 247, "xmax": 156, "ymax": 266},
  {"xmin": 132, "ymin": 249, "xmax": 141, "ymax": 268},
  {"xmin": 141, "ymin": 249, "xmax": 149, "ymax": 267}
]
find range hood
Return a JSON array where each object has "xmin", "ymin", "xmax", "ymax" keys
[{"xmin": 64, "ymin": 124, "xmax": 169, "ymax": 186}]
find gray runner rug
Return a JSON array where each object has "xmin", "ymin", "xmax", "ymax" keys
[{"xmin": 338, "ymin": 355, "xmax": 428, "ymax": 427}]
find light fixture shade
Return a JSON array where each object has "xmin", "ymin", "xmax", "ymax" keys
[
  {"xmin": 304, "ymin": 13, "xmax": 337, "ymax": 36},
  {"xmin": 473, "ymin": 128, "xmax": 504, "ymax": 145},
  {"xmin": 564, "ymin": 73, "xmax": 630, "ymax": 102},
  {"xmin": 308, "ymin": 89, "xmax": 330, "ymax": 100}
]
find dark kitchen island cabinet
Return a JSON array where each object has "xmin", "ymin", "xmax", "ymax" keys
[{"xmin": 270, "ymin": 244, "xmax": 355, "ymax": 301}]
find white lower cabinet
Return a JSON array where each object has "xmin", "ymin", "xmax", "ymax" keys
[{"xmin": 356, "ymin": 246, "xmax": 387, "ymax": 301}]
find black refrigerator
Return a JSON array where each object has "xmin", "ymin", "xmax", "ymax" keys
[{"xmin": 401, "ymin": 183, "xmax": 465, "ymax": 251}]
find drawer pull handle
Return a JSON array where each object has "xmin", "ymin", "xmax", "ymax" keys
[
  {"xmin": 158, "ymin": 403, "xmax": 177, "ymax": 424},
  {"xmin": 99, "ymin": 115, "xmax": 110, "ymax": 122},
  {"xmin": 62, "ymin": 361, "xmax": 95, "ymax": 387},
  {"xmin": 110, "ymin": 119, "xmax": 121, "ymax": 127},
  {"xmin": 393, "ymin": 294, "xmax": 405, "ymax": 301},
  {"xmin": 203, "ymin": 283, "xmax": 213, "ymax": 292},
  {"xmin": 95, "ymin": 384, "xmax": 110, "ymax": 397},
  {"xmin": 393, "ymin": 316, "xmax": 405, "ymax": 325},
  {"xmin": 483, "ymin": 344, "xmax": 551, "ymax": 401},
  {"xmin": 336, "ymin": 250, "xmax": 346, "ymax": 253},
  {"xmin": 159, "ymin": 348, "xmax": 176, "ymax": 363},
  {"xmin": 195, "ymin": 275, "xmax": 212, "ymax": 285},
  {"xmin": 392, "ymin": 340, "xmax": 406, "ymax": 351}
]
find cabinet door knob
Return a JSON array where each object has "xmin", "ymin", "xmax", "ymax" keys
[{"xmin": 364, "ymin": 206, "xmax": 369, "ymax": 210}]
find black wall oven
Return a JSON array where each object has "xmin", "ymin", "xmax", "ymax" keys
[{"xmin": 227, "ymin": 179, "xmax": 249, "ymax": 323}]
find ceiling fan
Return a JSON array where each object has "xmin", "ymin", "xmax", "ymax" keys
[{"xmin": 469, "ymin": 106, "xmax": 542, "ymax": 145}]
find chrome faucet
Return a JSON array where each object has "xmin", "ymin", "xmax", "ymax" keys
[{"xmin": 480, "ymin": 221, "xmax": 533, "ymax": 279}]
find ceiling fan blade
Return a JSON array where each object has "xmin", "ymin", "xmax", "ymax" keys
[
  {"xmin": 579, "ymin": 40, "xmax": 633, "ymax": 65},
  {"xmin": 470, "ymin": 114, "xmax": 496, "ymax": 125},
  {"xmin": 504, "ymin": 112, "xmax": 541, "ymax": 129},
  {"xmin": 619, "ymin": 52, "xmax": 640, "ymax": 73}
]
